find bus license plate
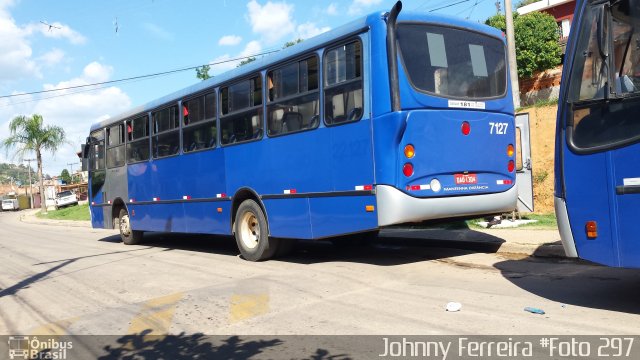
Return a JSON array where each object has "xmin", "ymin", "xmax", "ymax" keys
[{"xmin": 454, "ymin": 173, "xmax": 477, "ymax": 185}]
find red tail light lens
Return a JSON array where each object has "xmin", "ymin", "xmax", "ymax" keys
[
  {"xmin": 403, "ymin": 163, "xmax": 414, "ymax": 177},
  {"xmin": 461, "ymin": 121, "xmax": 471, "ymax": 135},
  {"xmin": 508, "ymin": 160, "xmax": 515, "ymax": 172}
]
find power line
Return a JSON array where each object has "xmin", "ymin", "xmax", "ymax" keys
[
  {"xmin": 0, "ymin": 49, "xmax": 281, "ymax": 100},
  {"xmin": 429, "ymin": 0, "xmax": 472, "ymax": 12}
]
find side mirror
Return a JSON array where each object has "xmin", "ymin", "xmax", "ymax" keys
[{"xmin": 596, "ymin": 4, "xmax": 610, "ymax": 60}]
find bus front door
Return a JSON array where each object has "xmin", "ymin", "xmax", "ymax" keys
[{"xmin": 515, "ymin": 113, "xmax": 534, "ymax": 213}]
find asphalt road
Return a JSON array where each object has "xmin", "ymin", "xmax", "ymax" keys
[{"xmin": 1, "ymin": 209, "xmax": 639, "ymax": 337}]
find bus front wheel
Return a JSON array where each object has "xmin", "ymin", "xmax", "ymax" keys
[
  {"xmin": 234, "ymin": 200, "xmax": 277, "ymax": 261},
  {"xmin": 119, "ymin": 208, "xmax": 143, "ymax": 245}
]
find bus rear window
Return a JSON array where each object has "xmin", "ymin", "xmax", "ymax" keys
[{"xmin": 397, "ymin": 24, "xmax": 507, "ymax": 99}]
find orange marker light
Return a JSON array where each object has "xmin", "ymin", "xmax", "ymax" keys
[
  {"xmin": 586, "ymin": 221, "xmax": 597, "ymax": 239},
  {"xmin": 365, "ymin": 205, "xmax": 375, "ymax": 212},
  {"xmin": 404, "ymin": 144, "xmax": 415, "ymax": 159},
  {"xmin": 507, "ymin": 144, "xmax": 515, "ymax": 157},
  {"xmin": 217, "ymin": 208, "xmax": 223, "ymax": 213}
]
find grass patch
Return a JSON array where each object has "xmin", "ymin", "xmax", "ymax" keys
[
  {"xmin": 516, "ymin": 98, "xmax": 559, "ymax": 112},
  {"xmin": 37, "ymin": 203, "xmax": 90, "ymax": 221},
  {"xmin": 398, "ymin": 213, "xmax": 557, "ymax": 230}
]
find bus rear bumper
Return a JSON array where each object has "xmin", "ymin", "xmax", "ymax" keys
[
  {"xmin": 376, "ymin": 185, "xmax": 518, "ymax": 226},
  {"xmin": 554, "ymin": 196, "xmax": 578, "ymax": 258}
]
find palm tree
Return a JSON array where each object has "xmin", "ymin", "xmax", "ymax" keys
[{"xmin": 2, "ymin": 114, "xmax": 66, "ymax": 213}]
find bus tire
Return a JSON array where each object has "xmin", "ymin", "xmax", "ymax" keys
[
  {"xmin": 234, "ymin": 200, "xmax": 277, "ymax": 261},
  {"xmin": 119, "ymin": 208, "xmax": 143, "ymax": 245}
]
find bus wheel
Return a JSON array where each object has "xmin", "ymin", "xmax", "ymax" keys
[
  {"xmin": 119, "ymin": 208, "xmax": 143, "ymax": 245},
  {"xmin": 234, "ymin": 200, "xmax": 277, "ymax": 261}
]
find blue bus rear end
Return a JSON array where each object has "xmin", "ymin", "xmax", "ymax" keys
[{"xmin": 85, "ymin": 3, "xmax": 517, "ymax": 261}]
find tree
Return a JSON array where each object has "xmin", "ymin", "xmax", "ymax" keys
[
  {"xmin": 195, "ymin": 64, "xmax": 211, "ymax": 81},
  {"xmin": 283, "ymin": 38, "xmax": 303, "ymax": 48},
  {"xmin": 237, "ymin": 57, "xmax": 256, "ymax": 67},
  {"xmin": 60, "ymin": 169, "xmax": 71, "ymax": 184},
  {"xmin": 2, "ymin": 114, "xmax": 66, "ymax": 213},
  {"xmin": 485, "ymin": 12, "xmax": 562, "ymax": 78}
]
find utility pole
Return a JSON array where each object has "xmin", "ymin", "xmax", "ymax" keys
[
  {"xmin": 505, "ymin": 0, "xmax": 521, "ymax": 108},
  {"xmin": 24, "ymin": 159, "xmax": 35, "ymax": 209},
  {"xmin": 67, "ymin": 162, "xmax": 78, "ymax": 183}
]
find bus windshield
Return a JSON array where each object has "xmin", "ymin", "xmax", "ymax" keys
[
  {"xmin": 568, "ymin": 0, "xmax": 640, "ymax": 150},
  {"xmin": 397, "ymin": 23, "xmax": 507, "ymax": 99}
]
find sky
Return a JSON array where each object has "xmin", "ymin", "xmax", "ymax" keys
[{"xmin": 0, "ymin": 0, "xmax": 504, "ymax": 177}]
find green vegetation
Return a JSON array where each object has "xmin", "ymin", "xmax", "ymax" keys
[
  {"xmin": 516, "ymin": 213, "xmax": 557, "ymax": 229},
  {"xmin": 486, "ymin": 12, "xmax": 562, "ymax": 78},
  {"xmin": 2, "ymin": 114, "xmax": 67, "ymax": 213},
  {"xmin": 195, "ymin": 64, "xmax": 211, "ymax": 81},
  {"xmin": 0, "ymin": 163, "xmax": 35, "ymax": 186},
  {"xmin": 60, "ymin": 168, "xmax": 71, "ymax": 184},
  {"xmin": 516, "ymin": 97, "xmax": 559, "ymax": 112},
  {"xmin": 399, "ymin": 213, "xmax": 558, "ymax": 231},
  {"xmin": 37, "ymin": 203, "xmax": 90, "ymax": 221}
]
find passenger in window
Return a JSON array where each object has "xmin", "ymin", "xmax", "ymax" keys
[
  {"xmin": 267, "ymin": 74, "xmax": 275, "ymax": 101},
  {"xmin": 183, "ymin": 104, "xmax": 190, "ymax": 126}
]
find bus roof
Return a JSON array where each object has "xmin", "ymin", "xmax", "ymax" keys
[{"xmin": 89, "ymin": 9, "xmax": 505, "ymax": 132}]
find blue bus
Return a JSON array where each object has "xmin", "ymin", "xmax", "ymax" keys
[
  {"xmin": 82, "ymin": 2, "xmax": 517, "ymax": 261},
  {"xmin": 555, "ymin": 0, "xmax": 640, "ymax": 267}
]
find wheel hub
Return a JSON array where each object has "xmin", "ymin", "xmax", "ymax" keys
[
  {"xmin": 239, "ymin": 212, "xmax": 260, "ymax": 249},
  {"xmin": 120, "ymin": 214, "xmax": 131, "ymax": 237}
]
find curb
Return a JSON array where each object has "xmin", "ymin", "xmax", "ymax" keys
[{"xmin": 19, "ymin": 210, "xmax": 91, "ymax": 228}]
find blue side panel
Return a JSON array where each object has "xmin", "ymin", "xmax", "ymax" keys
[
  {"xmin": 180, "ymin": 150, "xmax": 227, "ymax": 198},
  {"xmin": 262, "ymin": 129, "xmax": 330, "ymax": 194},
  {"xmin": 329, "ymin": 119, "xmax": 375, "ymax": 190},
  {"xmin": 184, "ymin": 202, "xmax": 232, "ymax": 235},
  {"xmin": 90, "ymin": 206, "xmax": 105, "ymax": 228},
  {"xmin": 130, "ymin": 203, "xmax": 186, "ymax": 232},
  {"xmin": 611, "ymin": 146, "xmax": 640, "ymax": 268},
  {"xmin": 263, "ymin": 198, "xmax": 313, "ymax": 239},
  {"xmin": 128, "ymin": 149, "xmax": 228, "ymax": 234},
  {"xmin": 564, "ymin": 145, "xmax": 618, "ymax": 266},
  {"xmin": 225, "ymin": 141, "xmax": 269, "ymax": 195},
  {"xmin": 309, "ymin": 195, "xmax": 378, "ymax": 238}
]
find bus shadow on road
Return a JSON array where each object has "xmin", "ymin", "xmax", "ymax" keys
[
  {"xmin": 96, "ymin": 231, "xmax": 503, "ymax": 267},
  {"xmin": 494, "ymin": 251, "xmax": 640, "ymax": 314}
]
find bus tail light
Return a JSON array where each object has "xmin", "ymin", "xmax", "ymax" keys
[
  {"xmin": 365, "ymin": 205, "xmax": 375, "ymax": 212},
  {"xmin": 508, "ymin": 160, "xmax": 515, "ymax": 173},
  {"xmin": 403, "ymin": 163, "xmax": 414, "ymax": 177},
  {"xmin": 404, "ymin": 144, "xmax": 415, "ymax": 158},
  {"xmin": 461, "ymin": 121, "xmax": 471, "ymax": 135},
  {"xmin": 586, "ymin": 221, "xmax": 597, "ymax": 239},
  {"xmin": 507, "ymin": 144, "xmax": 514, "ymax": 157}
]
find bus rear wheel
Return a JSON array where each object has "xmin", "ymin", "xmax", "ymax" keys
[
  {"xmin": 119, "ymin": 208, "xmax": 143, "ymax": 245},
  {"xmin": 234, "ymin": 200, "xmax": 278, "ymax": 261}
]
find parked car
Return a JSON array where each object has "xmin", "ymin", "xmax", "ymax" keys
[
  {"xmin": 1, "ymin": 198, "xmax": 19, "ymax": 211},
  {"xmin": 54, "ymin": 191, "xmax": 78, "ymax": 210}
]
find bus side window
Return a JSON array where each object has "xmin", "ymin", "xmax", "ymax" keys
[
  {"xmin": 324, "ymin": 40, "xmax": 363, "ymax": 126},
  {"xmin": 127, "ymin": 115, "xmax": 150, "ymax": 163},
  {"xmin": 220, "ymin": 75, "xmax": 263, "ymax": 145},
  {"xmin": 183, "ymin": 92, "xmax": 217, "ymax": 153},
  {"xmin": 267, "ymin": 56, "xmax": 320, "ymax": 136},
  {"xmin": 152, "ymin": 105, "xmax": 180, "ymax": 158},
  {"xmin": 106, "ymin": 123, "xmax": 125, "ymax": 168}
]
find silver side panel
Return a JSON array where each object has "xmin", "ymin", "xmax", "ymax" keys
[
  {"xmin": 376, "ymin": 185, "xmax": 518, "ymax": 226},
  {"xmin": 554, "ymin": 196, "xmax": 578, "ymax": 258}
]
